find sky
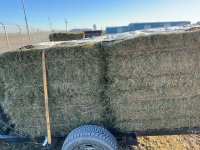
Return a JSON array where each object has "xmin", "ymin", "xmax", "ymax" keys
[{"xmin": 0, "ymin": 0, "xmax": 200, "ymax": 31}]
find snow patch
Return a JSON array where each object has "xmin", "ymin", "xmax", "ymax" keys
[{"xmin": 35, "ymin": 24, "xmax": 200, "ymax": 48}]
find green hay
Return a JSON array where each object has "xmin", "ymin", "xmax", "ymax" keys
[
  {"xmin": 1, "ymin": 30, "xmax": 200, "ymax": 138},
  {"xmin": 108, "ymin": 72, "xmax": 200, "ymax": 91},
  {"xmin": 105, "ymin": 31, "xmax": 200, "ymax": 56},
  {"xmin": 0, "ymin": 70, "xmax": 9, "ymax": 126},
  {"xmin": 49, "ymin": 32, "xmax": 85, "ymax": 41},
  {"xmin": 0, "ymin": 43, "xmax": 105, "ymax": 138},
  {"xmin": 107, "ymin": 47, "xmax": 200, "ymax": 78},
  {"xmin": 104, "ymin": 30, "xmax": 200, "ymax": 132}
]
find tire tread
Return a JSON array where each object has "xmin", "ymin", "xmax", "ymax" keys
[{"xmin": 62, "ymin": 125, "xmax": 118, "ymax": 150}]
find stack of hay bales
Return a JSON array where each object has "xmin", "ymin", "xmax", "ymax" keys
[
  {"xmin": 49, "ymin": 32, "xmax": 85, "ymax": 41},
  {"xmin": 0, "ymin": 43, "xmax": 105, "ymax": 138},
  {"xmin": 1, "ymin": 30, "xmax": 200, "ymax": 139},
  {"xmin": 104, "ymin": 31, "xmax": 200, "ymax": 132}
]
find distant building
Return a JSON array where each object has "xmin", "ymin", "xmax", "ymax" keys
[
  {"xmin": 69, "ymin": 28, "xmax": 92, "ymax": 33},
  {"xmin": 197, "ymin": 22, "xmax": 200, "ymax": 25},
  {"xmin": 93, "ymin": 24, "xmax": 97, "ymax": 31},
  {"xmin": 106, "ymin": 21, "xmax": 191, "ymax": 34},
  {"xmin": 84, "ymin": 30, "xmax": 102, "ymax": 38}
]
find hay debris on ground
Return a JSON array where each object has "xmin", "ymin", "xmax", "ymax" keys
[{"xmin": 133, "ymin": 135, "xmax": 200, "ymax": 150}]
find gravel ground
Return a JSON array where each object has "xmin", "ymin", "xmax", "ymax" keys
[{"xmin": 0, "ymin": 135, "xmax": 200, "ymax": 150}]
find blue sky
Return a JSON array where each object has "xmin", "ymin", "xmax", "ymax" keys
[{"xmin": 0, "ymin": 0, "xmax": 200, "ymax": 31}]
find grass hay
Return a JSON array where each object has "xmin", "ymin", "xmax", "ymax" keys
[
  {"xmin": 104, "ymin": 30, "xmax": 200, "ymax": 132},
  {"xmin": 0, "ymin": 30, "xmax": 200, "ymax": 139},
  {"xmin": 133, "ymin": 135, "xmax": 200, "ymax": 150},
  {"xmin": 0, "ymin": 43, "xmax": 105, "ymax": 138},
  {"xmin": 49, "ymin": 32, "xmax": 85, "ymax": 41}
]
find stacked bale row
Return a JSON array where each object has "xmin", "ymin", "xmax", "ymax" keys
[
  {"xmin": 1, "ymin": 30, "xmax": 200, "ymax": 138},
  {"xmin": 49, "ymin": 32, "xmax": 85, "ymax": 41},
  {"xmin": 105, "ymin": 31, "xmax": 200, "ymax": 132},
  {"xmin": 0, "ymin": 43, "xmax": 105, "ymax": 138}
]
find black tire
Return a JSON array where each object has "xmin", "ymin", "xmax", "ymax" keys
[{"xmin": 61, "ymin": 125, "xmax": 118, "ymax": 150}]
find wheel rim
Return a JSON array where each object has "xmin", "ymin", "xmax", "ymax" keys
[{"xmin": 74, "ymin": 143, "xmax": 104, "ymax": 150}]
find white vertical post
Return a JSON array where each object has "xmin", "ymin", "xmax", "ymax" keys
[
  {"xmin": 0, "ymin": 22, "xmax": 10, "ymax": 50},
  {"xmin": 31, "ymin": 28, "xmax": 37, "ymax": 44},
  {"xmin": 51, "ymin": 24, "xmax": 53, "ymax": 41},
  {"xmin": 65, "ymin": 18, "xmax": 67, "ymax": 33},
  {"xmin": 22, "ymin": 0, "xmax": 32, "ymax": 44},
  {"xmin": 48, "ymin": 17, "xmax": 51, "ymax": 32},
  {"xmin": 40, "ymin": 30, "xmax": 43, "ymax": 43},
  {"xmin": 37, "ymin": 29, "xmax": 41, "ymax": 43},
  {"xmin": 42, "ymin": 31, "xmax": 45, "ymax": 42}
]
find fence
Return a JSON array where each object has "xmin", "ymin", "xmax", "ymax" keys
[{"xmin": 0, "ymin": 23, "xmax": 51, "ymax": 53}]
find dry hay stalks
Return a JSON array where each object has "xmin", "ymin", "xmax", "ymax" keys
[
  {"xmin": 0, "ymin": 43, "xmax": 106, "ymax": 138},
  {"xmin": 104, "ymin": 30, "xmax": 200, "ymax": 132},
  {"xmin": 0, "ymin": 31, "xmax": 200, "ymax": 138},
  {"xmin": 133, "ymin": 135, "xmax": 200, "ymax": 150},
  {"xmin": 49, "ymin": 32, "xmax": 85, "ymax": 41}
]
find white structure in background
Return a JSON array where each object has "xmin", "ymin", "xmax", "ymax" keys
[
  {"xmin": 144, "ymin": 25, "xmax": 151, "ymax": 29},
  {"xmin": 163, "ymin": 23, "xmax": 171, "ymax": 27},
  {"xmin": 197, "ymin": 22, "xmax": 200, "ymax": 25},
  {"xmin": 93, "ymin": 24, "xmax": 97, "ymax": 31},
  {"xmin": 69, "ymin": 28, "xmax": 92, "ymax": 33},
  {"xmin": 36, "ymin": 24, "xmax": 200, "ymax": 48}
]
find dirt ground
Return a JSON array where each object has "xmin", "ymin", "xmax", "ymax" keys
[
  {"xmin": 0, "ymin": 33, "xmax": 49, "ymax": 54},
  {"xmin": 0, "ymin": 134, "xmax": 199, "ymax": 150}
]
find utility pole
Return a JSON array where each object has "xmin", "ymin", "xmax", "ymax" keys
[
  {"xmin": 22, "ymin": 0, "xmax": 31, "ymax": 44},
  {"xmin": 65, "ymin": 18, "xmax": 67, "ymax": 33},
  {"xmin": 48, "ymin": 17, "xmax": 51, "ymax": 32}
]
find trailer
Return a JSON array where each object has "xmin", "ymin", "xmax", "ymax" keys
[
  {"xmin": 0, "ymin": 30, "xmax": 200, "ymax": 150},
  {"xmin": 0, "ymin": 119, "xmax": 200, "ymax": 149},
  {"xmin": 1, "ymin": 49, "xmax": 200, "ymax": 149}
]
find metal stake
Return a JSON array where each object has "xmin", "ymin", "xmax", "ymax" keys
[
  {"xmin": 48, "ymin": 17, "xmax": 51, "ymax": 32},
  {"xmin": 22, "ymin": 0, "xmax": 32, "ymax": 44},
  {"xmin": 31, "ymin": 28, "xmax": 37, "ymax": 44},
  {"xmin": 0, "ymin": 22, "xmax": 10, "ymax": 50},
  {"xmin": 65, "ymin": 18, "xmax": 67, "ymax": 33},
  {"xmin": 37, "ymin": 29, "xmax": 41, "ymax": 43}
]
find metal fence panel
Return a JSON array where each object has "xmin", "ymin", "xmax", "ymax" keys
[
  {"xmin": 6, "ymin": 26, "xmax": 23, "ymax": 51},
  {"xmin": 0, "ymin": 24, "xmax": 51, "ymax": 53},
  {"xmin": 21, "ymin": 27, "xmax": 31, "ymax": 46},
  {"xmin": 0, "ymin": 26, "xmax": 9, "ymax": 53}
]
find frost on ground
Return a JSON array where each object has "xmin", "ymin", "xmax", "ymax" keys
[{"xmin": 35, "ymin": 24, "xmax": 200, "ymax": 48}]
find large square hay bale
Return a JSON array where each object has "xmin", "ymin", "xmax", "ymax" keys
[
  {"xmin": 104, "ymin": 31, "xmax": 200, "ymax": 132},
  {"xmin": 0, "ymin": 43, "xmax": 105, "ymax": 138},
  {"xmin": 49, "ymin": 32, "xmax": 85, "ymax": 41}
]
